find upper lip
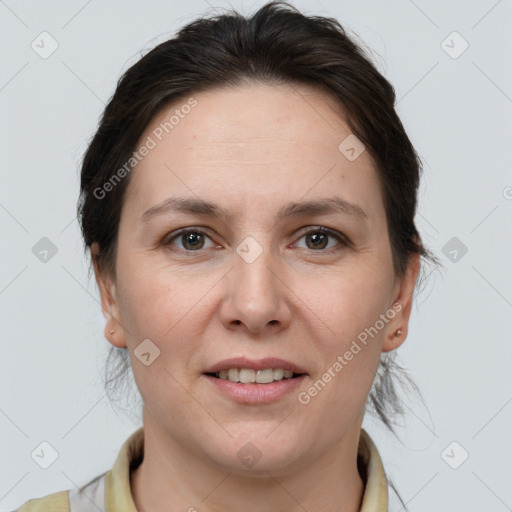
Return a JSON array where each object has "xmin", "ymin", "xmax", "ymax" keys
[{"xmin": 203, "ymin": 357, "xmax": 308, "ymax": 375}]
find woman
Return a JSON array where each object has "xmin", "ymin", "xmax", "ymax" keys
[{"xmin": 16, "ymin": 2, "xmax": 436, "ymax": 511}]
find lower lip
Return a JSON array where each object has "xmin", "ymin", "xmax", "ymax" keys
[{"xmin": 203, "ymin": 374, "xmax": 307, "ymax": 404}]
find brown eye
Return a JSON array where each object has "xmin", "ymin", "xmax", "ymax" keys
[
  {"xmin": 295, "ymin": 227, "xmax": 347, "ymax": 252},
  {"xmin": 164, "ymin": 229, "xmax": 216, "ymax": 251},
  {"xmin": 305, "ymin": 232, "xmax": 329, "ymax": 250},
  {"xmin": 181, "ymin": 232, "xmax": 205, "ymax": 250}
]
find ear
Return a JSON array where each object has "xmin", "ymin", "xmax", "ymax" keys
[
  {"xmin": 91, "ymin": 242, "xmax": 127, "ymax": 348},
  {"xmin": 382, "ymin": 252, "xmax": 421, "ymax": 352}
]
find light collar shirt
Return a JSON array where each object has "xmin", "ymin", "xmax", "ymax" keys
[{"xmin": 15, "ymin": 427, "xmax": 388, "ymax": 511}]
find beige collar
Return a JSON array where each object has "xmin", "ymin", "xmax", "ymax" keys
[{"xmin": 105, "ymin": 427, "xmax": 388, "ymax": 511}]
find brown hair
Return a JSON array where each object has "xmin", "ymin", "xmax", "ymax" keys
[{"xmin": 78, "ymin": 2, "xmax": 438, "ymax": 506}]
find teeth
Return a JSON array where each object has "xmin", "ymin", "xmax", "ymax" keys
[
  {"xmin": 227, "ymin": 368, "xmax": 239, "ymax": 382},
  {"xmin": 240, "ymin": 369, "xmax": 256, "ymax": 383},
  {"xmin": 256, "ymin": 369, "xmax": 274, "ymax": 383},
  {"xmin": 273, "ymin": 368, "xmax": 284, "ymax": 380},
  {"xmin": 214, "ymin": 368, "xmax": 301, "ymax": 384}
]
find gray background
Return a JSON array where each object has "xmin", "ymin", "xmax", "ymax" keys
[{"xmin": 1, "ymin": 0, "xmax": 511, "ymax": 510}]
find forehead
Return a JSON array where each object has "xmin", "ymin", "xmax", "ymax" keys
[
  {"xmin": 123, "ymin": 82, "xmax": 381, "ymax": 219},
  {"xmin": 157, "ymin": 82, "xmax": 354, "ymax": 159}
]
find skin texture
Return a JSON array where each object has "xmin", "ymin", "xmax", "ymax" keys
[{"xmin": 92, "ymin": 82, "xmax": 420, "ymax": 512}]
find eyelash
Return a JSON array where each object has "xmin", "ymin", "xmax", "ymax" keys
[{"xmin": 162, "ymin": 226, "xmax": 349, "ymax": 253}]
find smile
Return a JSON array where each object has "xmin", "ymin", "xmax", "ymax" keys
[{"xmin": 207, "ymin": 368, "xmax": 305, "ymax": 384}]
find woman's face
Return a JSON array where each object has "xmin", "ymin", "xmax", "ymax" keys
[{"xmin": 95, "ymin": 82, "xmax": 418, "ymax": 474}]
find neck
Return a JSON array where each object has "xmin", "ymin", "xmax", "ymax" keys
[{"xmin": 130, "ymin": 418, "xmax": 365, "ymax": 512}]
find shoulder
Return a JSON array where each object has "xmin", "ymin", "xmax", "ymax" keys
[
  {"xmin": 12, "ymin": 427, "xmax": 142, "ymax": 512},
  {"xmin": 14, "ymin": 490, "xmax": 70, "ymax": 512},
  {"xmin": 14, "ymin": 470, "xmax": 108, "ymax": 512}
]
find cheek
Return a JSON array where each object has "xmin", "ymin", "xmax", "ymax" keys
[
  {"xmin": 114, "ymin": 265, "xmax": 202, "ymax": 411},
  {"xmin": 114, "ymin": 270, "xmax": 178, "ymax": 386},
  {"xmin": 115, "ymin": 256, "xmax": 217, "ymax": 376},
  {"xmin": 116, "ymin": 255, "xmax": 196, "ymax": 335},
  {"xmin": 320, "ymin": 262, "xmax": 393, "ymax": 340},
  {"xmin": 308, "ymin": 266, "xmax": 392, "ymax": 403}
]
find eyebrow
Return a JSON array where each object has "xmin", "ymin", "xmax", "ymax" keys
[{"xmin": 140, "ymin": 196, "xmax": 368, "ymax": 224}]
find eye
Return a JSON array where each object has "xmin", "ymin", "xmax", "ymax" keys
[
  {"xmin": 294, "ymin": 227, "xmax": 348, "ymax": 252},
  {"xmin": 163, "ymin": 229, "xmax": 217, "ymax": 251},
  {"xmin": 162, "ymin": 226, "xmax": 348, "ymax": 253}
]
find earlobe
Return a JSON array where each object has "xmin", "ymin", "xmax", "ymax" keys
[
  {"xmin": 382, "ymin": 324, "xmax": 405, "ymax": 352},
  {"xmin": 104, "ymin": 321, "xmax": 126, "ymax": 348}
]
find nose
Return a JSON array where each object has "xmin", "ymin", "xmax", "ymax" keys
[{"xmin": 219, "ymin": 243, "xmax": 292, "ymax": 335}]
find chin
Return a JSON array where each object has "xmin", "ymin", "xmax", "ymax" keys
[{"xmin": 206, "ymin": 433, "xmax": 305, "ymax": 475}]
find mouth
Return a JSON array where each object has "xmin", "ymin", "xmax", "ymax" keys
[
  {"xmin": 202, "ymin": 357, "xmax": 309, "ymax": 385},
  {"xmin": 205, "ymin": 368, "xmax": 306, "ymax": 384}
]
